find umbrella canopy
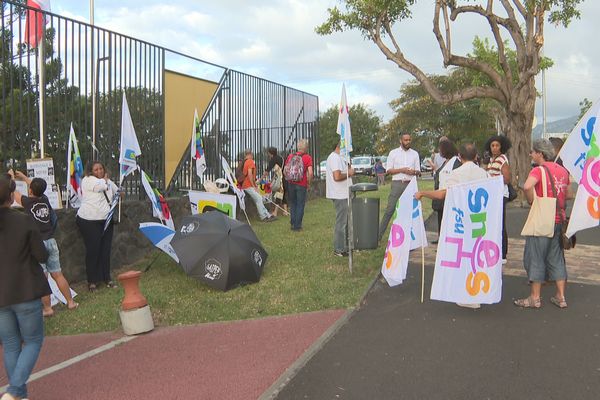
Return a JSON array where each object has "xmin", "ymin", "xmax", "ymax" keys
[{"xmin": 171, "ymin": 211, "xmax": 268, "ymax": 291}]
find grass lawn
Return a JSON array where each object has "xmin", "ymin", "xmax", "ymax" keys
[{"xmin": 45, "ymin": 178, "xmax": 434, "ymax": 336}]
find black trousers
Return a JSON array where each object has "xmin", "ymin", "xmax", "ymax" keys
[{"xmin": 76, "ymin": 217, "xmax": 114, "ymax": 284}]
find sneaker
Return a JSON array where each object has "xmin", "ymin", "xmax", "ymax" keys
[
  {"xmin": 264, "ymin": 216, "xmax": 277, "ymax": 222},
  {"xmin": 333, "ymin": 250, "xmax": 348, "ymax": 257}
]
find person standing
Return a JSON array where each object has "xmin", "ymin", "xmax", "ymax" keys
[
  {"xmin": 76, "ymin": 161, "xmax": 119, "ymax": 292},
  {"xmin": 378, "ymin": 133, "xmax": 421, "ymax": 243},
  {"xmin": 326, "ymin": 143, "xmax": 354, "ymax": 256},
  {"xmin": 374, "ymin": 159, "xmax": 386, "ymax": 186},
  {"xmin": 484, "ymin": 135, "xmax": 513, "ymax": 264},
  {"xmin": 431, "ymin": 139, "xmax": 461, "ymax": 244},
  {"xmin": 0, "ymin": 175, "xmax": 50, "ymax": 400},
  {"xmin": 9, "ymin": 171, "xmax": 79, "ymax": 316},
  {"xmin": 514, "ymin": 139, "xmax": 572, "ymax": 309},
  {"xmin": 285, "ymin": 138, "xmax": 313, "ymax": 231},
  {"xmin": 240, "ymin": 149, "xmax": 276, "ymax": 222},
  {"xmin": 428, "ymin": 136, "xmax": 449, "ymax": 172},
  {"xmin": 262, "ymin": 147, "xmax": 286, "ymax": 217},
  {"xmin": 416, "ymin": 143, "xmax": 488, "ymax": 309}
]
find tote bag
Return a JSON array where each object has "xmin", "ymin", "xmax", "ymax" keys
[{"xmin": 521, "ymin": 166, "xmax": 556, "ymax": 237}]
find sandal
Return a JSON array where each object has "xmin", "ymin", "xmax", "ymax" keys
[
  {"xmin": 550, "ymin": 296, "xmax": 568, "ymax": 309},
  {"xmin": 514, "ymin": 297, "xmax": 541, "ymax": 309},
  {"xmin": 67, "ymin": 302, "xmax": 79, "ymax": 310},
  {"xmin": 88, "ymin": 283, "xmax": 97, "ymax": 292},
  {"xmin": 105, "ymin": 281, "xmax": 118, "ymax": 289}
]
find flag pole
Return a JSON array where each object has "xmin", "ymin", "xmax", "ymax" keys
[
  {"xmin": 419, "ymin": 199, "xmax": 426, "ymax": 303},
  {"xmin": 37, "ymin": 25, "xmax": 45, "ymax": 158},
  {"xmin": 347, "ymin": 160, "xmax": 353, "ymax": 274}
]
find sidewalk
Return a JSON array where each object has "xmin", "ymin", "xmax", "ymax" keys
[
  {"xmin": 1, "ymin": 310, "xmax": 345, "ymax": 400},
  {"xmin": 274, "ymin": 207, "xmax": 600, "ymax": 399}
]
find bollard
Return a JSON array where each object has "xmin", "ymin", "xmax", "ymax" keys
[{"xmin": 117, "ymin": 270, "xmax": 154, "ymax": 335}]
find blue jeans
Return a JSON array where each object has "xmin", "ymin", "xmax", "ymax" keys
[
  {"xmin": 287, "ymin": 183, "xmax": 307, "ymax": 230},
  {"xmin": 0, "ymin": 299, "xmax": 44, "ymax": 398}
]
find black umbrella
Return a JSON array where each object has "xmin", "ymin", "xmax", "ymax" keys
[{"xmin": 171, "ymin": 211, "xmax": 268, "ymax": 291}]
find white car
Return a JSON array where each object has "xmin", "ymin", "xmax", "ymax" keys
[{"xmin": 351, "ymin": 156, "xmax": 375, "ymax": 176}]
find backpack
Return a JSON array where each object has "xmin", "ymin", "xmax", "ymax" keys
[{"xmin": 284, "ymin": 153, "xmax": 305, "ymax": 182}]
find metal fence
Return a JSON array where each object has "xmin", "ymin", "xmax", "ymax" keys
[{"xmin": 0, "ymin": 0, "xmax": 319, "ymax": 198}]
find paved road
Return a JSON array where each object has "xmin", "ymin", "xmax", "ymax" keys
[{"xmin": 275, "ymin": 206, "xmax": 600, "ymax": 400}]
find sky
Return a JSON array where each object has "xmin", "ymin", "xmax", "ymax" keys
[{"xmin": 52, "ymin": 0, "xmax": 600, "ymax": 125}]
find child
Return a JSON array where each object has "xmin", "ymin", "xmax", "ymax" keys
[{"xmin": 10, "ymin": 170, "xmax": 78, "ymax": 316}]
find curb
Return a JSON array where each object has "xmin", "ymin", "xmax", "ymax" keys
[{"xmin": 259, "ymin": 271, "xmax": 380, "ymax": 400}]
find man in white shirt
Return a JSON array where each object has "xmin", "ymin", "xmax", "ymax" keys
[
  {"xmin": 326, "ymin": 143, "xmax": 354, "ymax": 257},
  {"xmin": 378, "ymin": 133, "xmax": 421, "ymax": 243},
  {"xmin": 415, "ymin": 143, "xmax": 488, "ymax": 309}
]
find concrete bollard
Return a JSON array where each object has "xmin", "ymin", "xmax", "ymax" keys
[{"xmin": 117, "ymin": 271, "xmax": 154, "ymax": 335}]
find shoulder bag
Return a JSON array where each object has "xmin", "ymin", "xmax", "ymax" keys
[
  {"xmin": 541, "ymin": 165, "xmax": 576, "ymax": 249},
  {"xmin": 520, "ymin": 166, "xmax": 556, "ymax": 237}
]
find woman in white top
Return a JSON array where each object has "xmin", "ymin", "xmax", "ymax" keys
[
  {"xmin": 76, "ymin": 161, "xmax": 119, "ymax": 291},
  {"xmin": 484, "ymin": 135, "xmax": 512, "ymax": 263}
]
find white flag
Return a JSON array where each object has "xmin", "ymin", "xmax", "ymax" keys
[
  {"xmin": 381, "ymin": 179, "xmax": 422, "ymax": 287},
  {"xmin": 336, "ymin": 84, "xmax": 352, "ymax": 161},
  {"xmin": 430, "ymin": 176, "xmax": 504, "ymax": 304},
  {"xmin": 66, "ymin": 123, "xmax": 84, "ymax": 208},
  {"xmin": 558, "ymin": 99, "xmax": 600, "ymax": 182},
  {"xmin": 221, "ymin": 156, "xmax": 246, "ymax": 211},
  {"xmin": 191, "ymin": 109, "xmax": 207, "ymax": 178},
  {"xmin": 566, "ymin": 129, "xmax": 600, "ymax": 237},
  {"xmin": 140, "ymin": 167, "xmax": 175, "ymax": 230},
  {"xmin": 119, "ymin": 93, "xmax": 141, "ymax": 183}
]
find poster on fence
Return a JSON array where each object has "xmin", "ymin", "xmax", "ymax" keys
[
  {"xmin": 189, "ymin": 190, "xmax": 237, "ymax": 219},
  {"xmin": 11, "ymin": 181, "xmax": 28, "ymax": 208},
  {"xmin": 26, "ymin": 158, "xmax": 62, "ymax": 209},
  {"xmin": 430, "ymin": 176, "xmax": 504, "ymax": 304}
]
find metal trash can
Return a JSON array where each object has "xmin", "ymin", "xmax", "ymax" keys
[{"xmin": 350, "ymin": 183, "xmax": 379, "ymax": 250}]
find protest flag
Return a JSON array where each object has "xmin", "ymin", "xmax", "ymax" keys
[
  {"xmin": 119, "ymin": 93, "xmax": 142, "ymax": 183},
  {"xmin": 140, "ymin": 167, "xmax": 175, "ymax": 230},
  {"xmin": 139, "ymin": 222, "xmax": 179, "ymax": 263},
  {"xmin": 66, "ymin": 123, "xmax": 84, "ymax": 208},
  {"xmin": 566, "ymin": 128, "xmax": 600, "ymax": 237},
  {"xmin": 430, "ymin": 176, "xmax": 504, "ymax": 304},
  {"xmin": 191, "ymin": 109, "xmax": 207, "ymax": 178},
  {"xmin": 220, "ymin": 156, "xmax": 246, "ymax": 211},
  {"xmin": 336, "ymin": 83, "xmax": 353, "ymax": 161},
  {"xmin": 24, "ymin": 0, "xmax": 51, "ymax": 48}
]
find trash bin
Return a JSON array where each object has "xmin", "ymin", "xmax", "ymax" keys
[{"xmin": 350, "ymin": 183, "xmax": 379, "ymax": 250}]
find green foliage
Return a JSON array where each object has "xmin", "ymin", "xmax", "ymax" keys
[{"xmin": 319, "ymin": 103, "xmax": 381, "ymax": 157}]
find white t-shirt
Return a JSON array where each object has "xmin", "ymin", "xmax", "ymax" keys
[
  {"xmin": 77, "ymin": 176, "xmax": 119, "ymax": 220},
  {"xmin": 387, "ymin": 147, "xmax": 420, "ymax": 181},
  {"xmin": 433, "ymin": 152, "xmax": 446, "ymax": 170},
  {"xmin": 438, "ymin": 156, "xmax": 459, "ymax": 189},
  {"xmin": 446, "ymin": 161, "xmax": 489, "ymax": 187},
  {"xmin": 326, "ymin": 151, "xmax": 352, "ymax": 199}
]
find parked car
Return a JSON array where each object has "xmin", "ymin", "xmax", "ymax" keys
[
  {"xmin": 378, "ymin": 155, "xmax": 388, "ymax": 170},
  {"xmin": 421, "ymin": 157, "xmax": 433, "ymax": 173},
  {"xmin": 319, "ymin": 160, "xmax": 327, "ymax": 179},
  {"xmin": 351, "ymin": 156, "xmax": 375, "ymax": 176}
]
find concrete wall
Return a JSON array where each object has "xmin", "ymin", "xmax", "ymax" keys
[{"xmin": 55, "ymin": 180, "xmax": 326, "ymax": 283}]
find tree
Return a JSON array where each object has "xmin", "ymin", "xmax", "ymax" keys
[
  {"xmin": 578, "ymin": 97, "xmax": 592, "ymax": 120},
  {"xmin": 319, "ymin": 103, "xmax": 381, "ymax": 158},
  {"xmin": 317, "ymin": 0, "xmax": 582, "ymax": 184}
]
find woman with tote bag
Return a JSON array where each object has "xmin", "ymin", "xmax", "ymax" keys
[{"xmin": 514, "ymin": 139, "xmax": 573, "ymax": 309}]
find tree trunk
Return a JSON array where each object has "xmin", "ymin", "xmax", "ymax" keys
[{"xmin": 503, "ymin": 81, "xmax": 537, "ymax": 194}]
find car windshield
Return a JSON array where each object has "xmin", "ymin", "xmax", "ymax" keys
[{"xmin": 352, "ymin": 158, "xmax": 371, "ymax": 165}]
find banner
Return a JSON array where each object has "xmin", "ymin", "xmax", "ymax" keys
[
  {"xmin": 140, "ymin": 168, "xmax": 175, "ymax": 230},
  {"xmin": 66, "ymin": 123, "xmax": 84, "ymax": 208},
  {"xmin": 191, "ymin": 109, "xmax": 207, "ymax": 178},
  {"xmin": 139, "ymin": 222, "xmax": 179, "ymax": 263},
  {"xmin": 336, "ymin": 83, "xmax": 352, "ymax": 161},
  {"xmin": 381, "ymin": 179, "xmax": 427, "ymax": 287},
  {"xmin": 48, "ymin": 274, "xmax": 77, "ymax": 307},
  {"xmin": 26, "ymin": 158, "xmax": 62, "ymax": 209},
  {"xmin": 119, "ymin": 93, "xmax": 141, "ymax": 182},
  {"xmin": 566, "ymin": 128, "xmax": 600, "ymax": 237},
  {"xmin": 221, "ymin": 156, "xmax": 246, "ymax": 211},
  {"xmin": 430, "ymin": 176, "xmax": 504, "ymax": 304},
  {"xmin": 558, "ymin": 99, "xmax": 600, "ymax": 182},
  {"xmin": 189, "ymin": 190, "xmax": 237, "ymax": 219}
]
